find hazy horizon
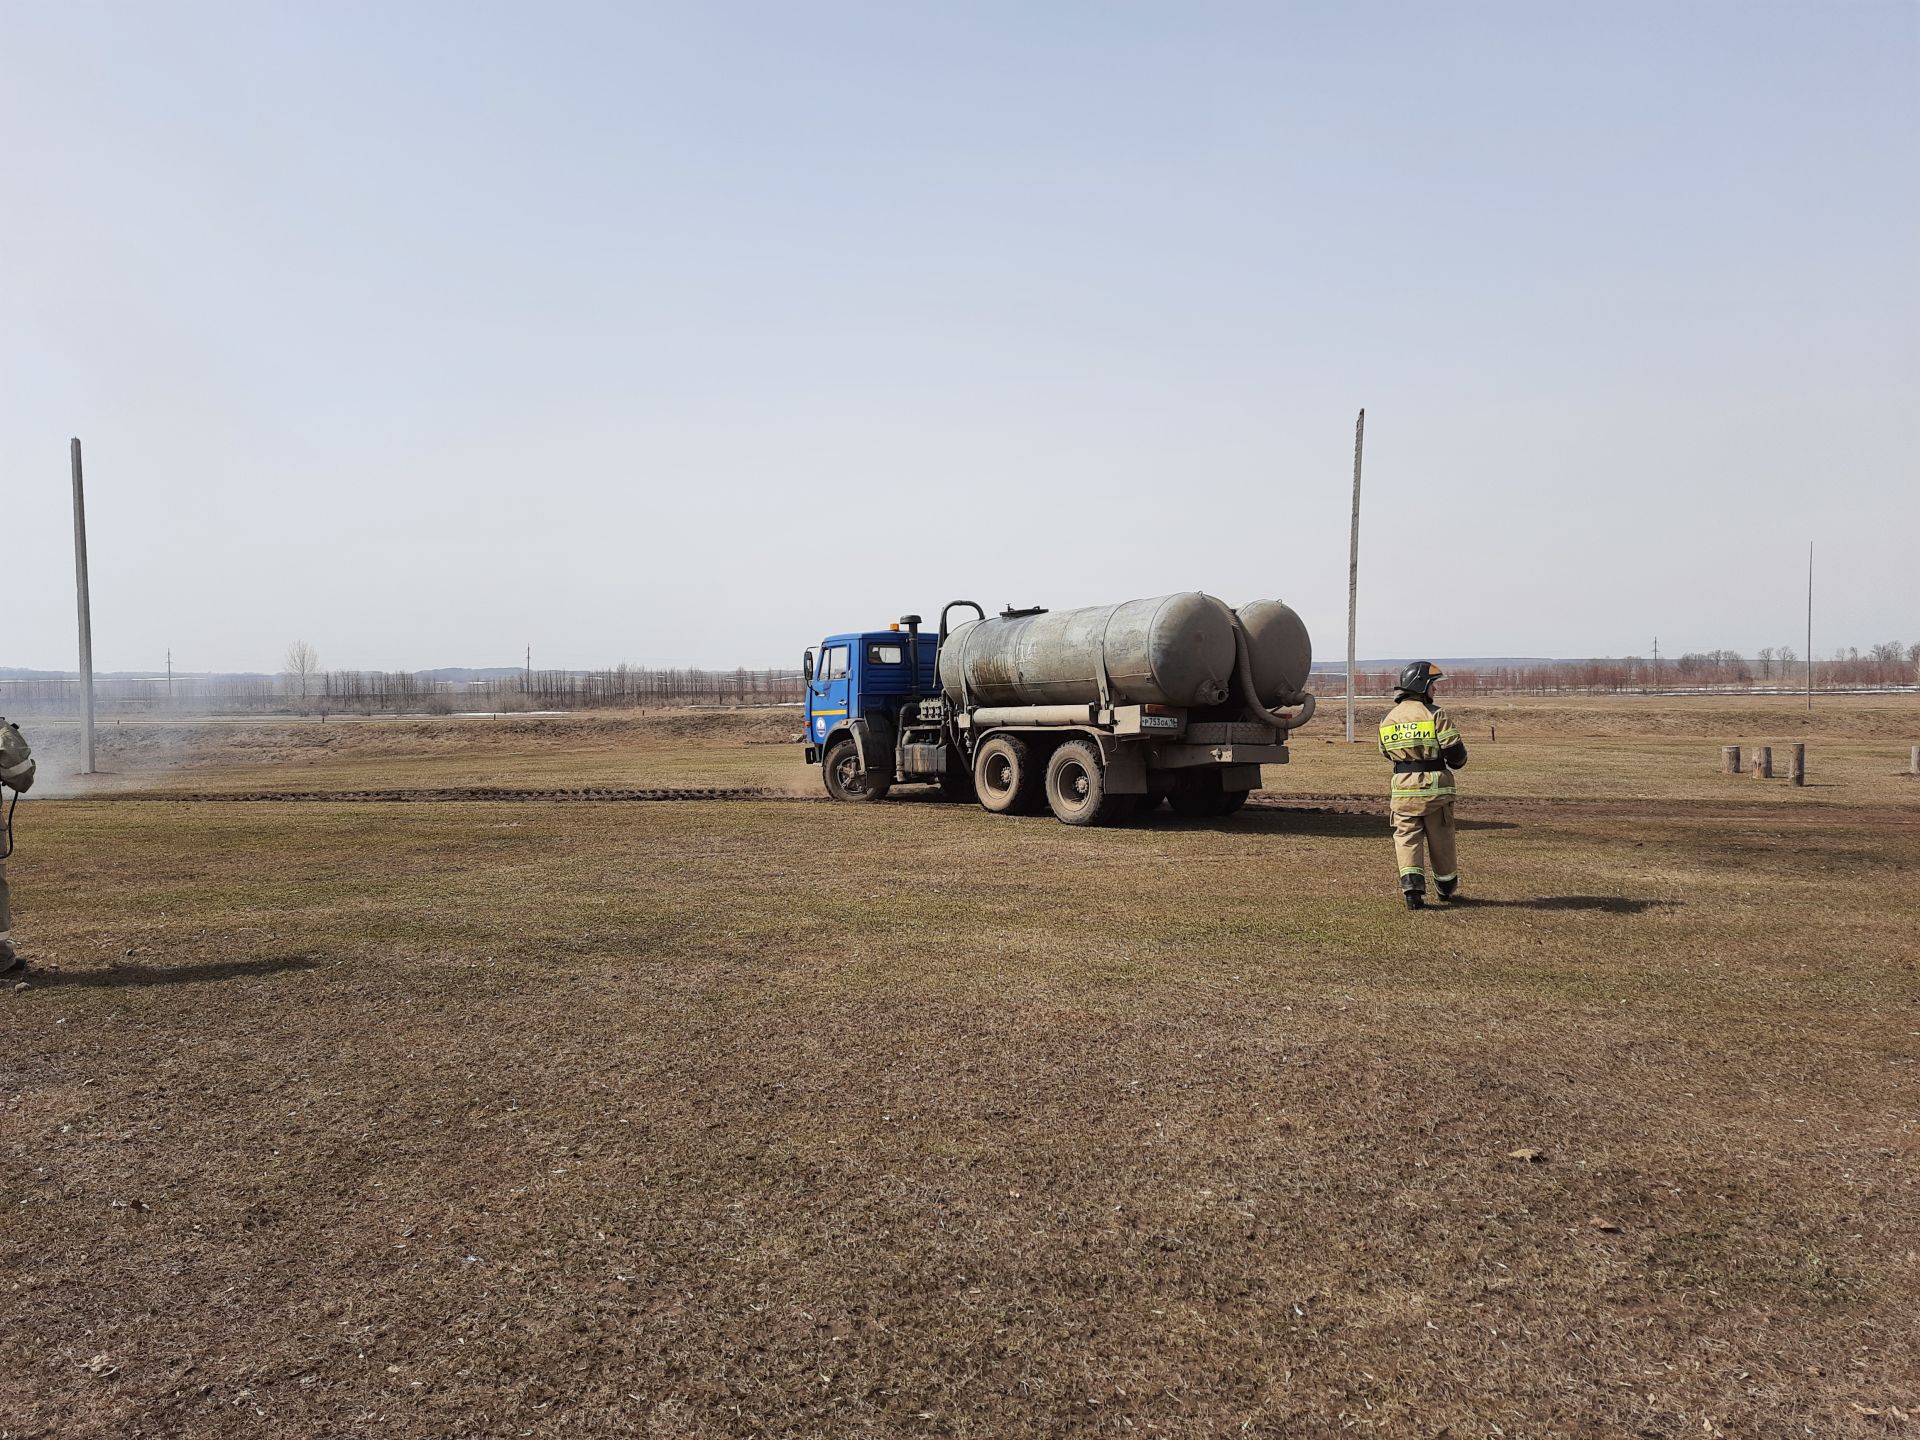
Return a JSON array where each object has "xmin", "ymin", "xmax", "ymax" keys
[
  {"xmin": 0, "ymin": 647, "xmax": 1862, "ymax": 682},
  {"xmin": 5, "ymin": 3, "xmax": 1914, "ymax": 674}
]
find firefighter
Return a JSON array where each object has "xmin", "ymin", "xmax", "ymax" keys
[
  {"xmin": 0, "ymin": 718, "xmax": 35, "ymax": 972},
  {"xmin": 1378, "ymin": 662, "xmax": 1467, "ymax": 910}
]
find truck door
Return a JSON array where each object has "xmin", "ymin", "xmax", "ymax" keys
[{"xmin": 808, "ymin": 642, "xmax": 851, "ymax": 747}]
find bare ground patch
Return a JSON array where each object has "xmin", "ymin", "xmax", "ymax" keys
[{"xmin": 2, "ymin": 703, "xmax": 1917, "ymax": 1437}]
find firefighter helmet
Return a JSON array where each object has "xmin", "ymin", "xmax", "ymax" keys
[{"xmin": 1395, "ymin": 661, "xmax": 1444, "ymax": 698}]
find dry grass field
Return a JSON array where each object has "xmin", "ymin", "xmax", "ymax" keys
[{"xmin": 3, "ymin": 696, "xmax": 1917, "ymax": 1438}]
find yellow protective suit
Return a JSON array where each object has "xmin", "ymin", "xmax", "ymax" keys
[{"xmin": 1378, "ymin": 697, "xmax": 1463, "ymax": 896}]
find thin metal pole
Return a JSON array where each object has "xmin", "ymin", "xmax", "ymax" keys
[
  {"xmin": 1805, "ymin": 542, "xmax": 1813, "ymax": 711},
  {"xmin": 71, "ymin": 437, "xmax": 97, "ymax": 773},
  {"xmin": 1346, "ymin": 408, "xmax": 1364, "ymax": 743}
]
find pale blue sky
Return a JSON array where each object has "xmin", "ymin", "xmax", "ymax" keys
[{"xmin": 3, "ymin": 2, "xmax": 1914, "ymax": 672}]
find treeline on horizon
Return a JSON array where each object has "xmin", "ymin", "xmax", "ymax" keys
[
  {"xmin": 2, "ymin": 643, "xmax": 1916, "ymax": 718},
  {"xmin": 1315, "ymin": 642, "xmax": 1920, "ymax": 699}
]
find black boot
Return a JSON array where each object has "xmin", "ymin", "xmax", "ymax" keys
[
  {"xmin": 1402, "ymin": 888, "xmax": 1426, "ymax": 911},
  {"xmin": 1436, "ymin": 877, "xmax": 1459, "ymax": 902}
]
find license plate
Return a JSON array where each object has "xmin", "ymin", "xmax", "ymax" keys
[{"xmin": 1140, "ymin": 715, "xmax": 1181, "ymax": 730}]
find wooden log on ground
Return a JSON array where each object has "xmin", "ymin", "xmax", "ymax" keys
[
  {"xmin": 1790, "ymin": 743, "xmax": 1806, "ymax": 787},
  {"xmin": 1722, "ymin": 745, "xmax": 1741, "ymax": 775},
  {"xmin": 1752, "ymin": 746, "xmax": 1773, "ymax": 779}
]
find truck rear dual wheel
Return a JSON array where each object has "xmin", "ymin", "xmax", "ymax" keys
[
  {"xmin": 1044, "ymin": 739, "xmax": 1137, "ymax": 827},
  {"xmin": 1167, "ymin": 772, "xmax": 1249, "ymax": 818},
  {"xmin": 973, "ymin": 734, "xmax": 1045, "ymax": 815},
  {"xmin": 822, "ymin": 736, "xmax": 892, "ymax": 803}
]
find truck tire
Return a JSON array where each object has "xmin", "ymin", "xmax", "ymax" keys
[
  {"xmin": 822, "ymin": 736, "xmax": 892, "ymax": 803},
  {"xmin": 1168, "ymin": 772, "xmax": 1249, "ymax": 818},
  {"xmin": 1208, "ymin": 786, "xmax": 1251, "ymax": 817},
  {"xmin": 973, "ymin": 733, "xmax": 1043, "ymax": 815},
  {"xmin": 1044, "ymin": 738, "xmax": 1134, "ymax": 826}
]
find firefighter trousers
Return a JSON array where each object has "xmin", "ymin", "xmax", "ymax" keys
[{"xmin": 1390, "ymin": 800, "xmax": 1457, "ymax": 892}]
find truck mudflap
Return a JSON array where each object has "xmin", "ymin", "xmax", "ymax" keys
[
  {"xmin": 1096, "ymin": 735, "xmax": 1149, "ymax": 794},
  {"xmin": 849, "ymin": 716, "xmax": 895, "ymax": 778},
  {"xmin": 1216, "ymin": 763, "xmax": 1264, "ymax": 792}
]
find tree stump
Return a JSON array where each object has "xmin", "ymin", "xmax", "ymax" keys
[
  {"xmin": 1790, "ymin": 743, "xmax": 1806, "ymax": 787},
  {"xmin": 1722, "ymin": 745, "xmax": 1741, "ymax": 775},
  {"xmin": 1752, "ymin": 746, "xmax": 1772, "ymax": 779}
]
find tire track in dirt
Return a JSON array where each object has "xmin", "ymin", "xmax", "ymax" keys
[
  {"xmin": 1254, "ymin": 794, "xmax": 1920, "ymax": 828},
  {"xmin": 106, "ymin": 785, "xmax": 815, "ymax": 804}
]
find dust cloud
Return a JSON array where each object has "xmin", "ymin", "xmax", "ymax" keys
[{"xmin": 0, "ymin": 714, "xmax": 201, "ymax": 798}]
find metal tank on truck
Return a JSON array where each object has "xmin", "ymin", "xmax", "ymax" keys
[{"xmin": 800, "ymin": 593, "xmax": 1315, "ymax": 826}]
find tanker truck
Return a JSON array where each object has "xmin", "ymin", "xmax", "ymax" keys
[{"xmin": 800, "ymin": 593, "xmax": 1315, "ymax": 826}]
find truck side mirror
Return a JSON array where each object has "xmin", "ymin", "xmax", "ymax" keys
[{"xmin": 802, "ymin": 651, "xmax": 814, "ymax": 684}]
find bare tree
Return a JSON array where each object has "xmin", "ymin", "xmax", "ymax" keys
[{"xmin": 284, "ymin": 640, "xmax": 319, "ymax": 701}]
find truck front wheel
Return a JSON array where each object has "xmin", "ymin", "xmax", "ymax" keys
[
  {"xmin": 823, "ymin": 736, "xmax": 892, "ymax": 803},
  {"xmin": 1045, "ymin": 738, "xmax": 1135, "ymax": 827},
  {"xmin": 973, "ymin": 734, "xmax": 1043, "ymax": 815}
]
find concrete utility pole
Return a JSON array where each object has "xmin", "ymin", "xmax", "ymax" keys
[
  {"xmin": 1805, "ymin": 542, "xmax": 1814, "ymax": 711},
  {"xmin": 1346, "ymin": 408, "xmax": 1365, "ymax": 743},
  {"xmin": 70, "ymin": 438, "xmax": 96, "ymax": 773}
]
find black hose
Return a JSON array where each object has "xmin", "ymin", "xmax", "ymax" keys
[{"xmin": 1221, "ymin": 607, "xmax": 1316, "ymax": 732}]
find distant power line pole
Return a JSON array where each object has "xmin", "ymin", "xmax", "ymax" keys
[
  {"xmin": 1652, "ymin": 637, "xmax": 1659, "ymax": 693},
  {"xmin": 1345, "ymin": 408, "xmax": 1365, "ymax": 743},
  {"xmin": 70, "ymin": 437, "xmax": 97, "ymax": 774},
  {"xmin": 526, "ymin": 645, "xmax": 532, "ymax": 695},
  {"xmin": 1805, "ymin": 541, "xmax": 1813, "ymax": 711}
]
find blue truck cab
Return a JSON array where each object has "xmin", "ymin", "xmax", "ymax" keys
[{"xmin": 802, "ymin": 624, "xmax": 938, "ymax": 777}]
